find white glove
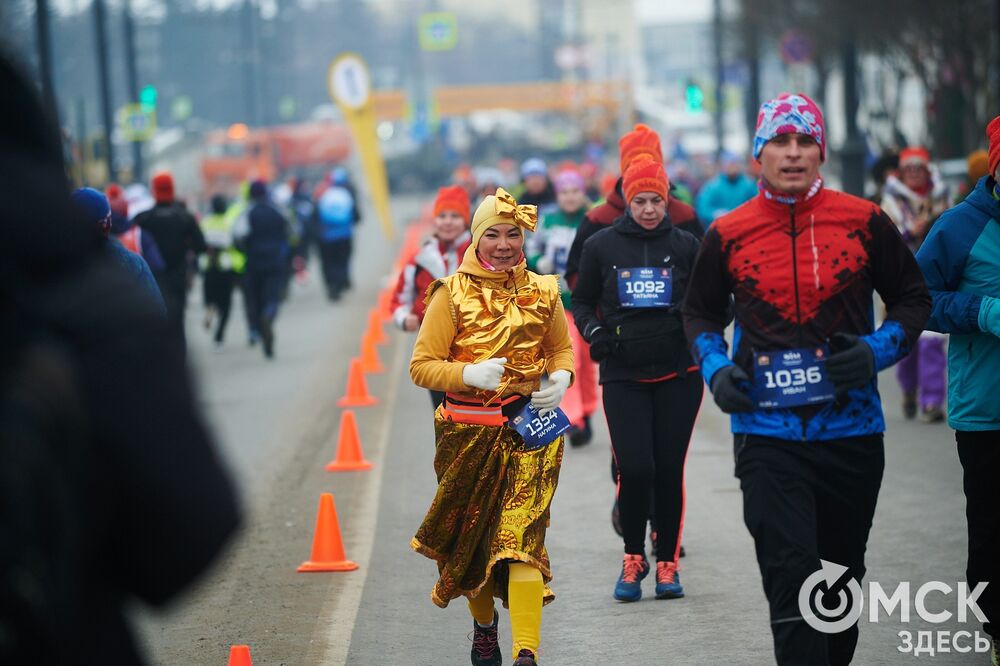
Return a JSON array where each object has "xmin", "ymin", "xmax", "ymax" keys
[
  {"xmin": 462, "ymin": 357, "xmax": 507, "ymax": 391},
  {"xmin": 531, "ymin": 369, "xmax": 571, "ymax": 416}
]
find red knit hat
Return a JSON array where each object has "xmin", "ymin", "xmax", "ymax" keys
[
  {"xmin": 103, "ymin": 183, "xmax": 126, "ymax": 218},
  {"xmin": 618, "ymin": 124, "xmax": 663, "ymax": 173},
  {"xmin": 622, "ymin": 158, "xmax": 669, "ymax": 204},
  {"xmin": 987, "ymin": 115, "xmax": 1000, "ymax": 177},
  {"xmin": 105, "ymin": 183, "xmax": 123, "ymax": 200},
  {"xmin": 433, "ymin": 185, "xmax": 470, "ymax": 223},
  {"xmin": 899, "ymin": 146, "xmax": 930, "ymax": 168},
  {"xmin": 151, "ymin": 171, "xmax": 175, "ymax": 203}
]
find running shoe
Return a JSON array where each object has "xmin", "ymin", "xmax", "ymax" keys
[
  {"xmin": 569, "ymin": 415, "xmax": 593, "ymax": 447},
  {"xmin": 655, "ymin": 561, "xmax": 685, "ymax": 599},
  {"xmin": 920, "ymin": 406, "xmax": 944, "ymax": 423},
  {"xmin": 469, "ymin": 611, "xmax": 501, "ymax": 666},
  {"xmin": 512, "ymin": 648, "xmax": 537, "ymax": 665},
  {"xmin": 614, "ymin": 554, "xmax": 649, "ymax": 602}
]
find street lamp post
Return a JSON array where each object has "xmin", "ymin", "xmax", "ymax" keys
[
  {"xmin": 713, "ymin": 0, "xmax": 725, "ymax": 157},
  {"xmin": 123, "ymin": 0, "xmax": 143, "ymax": 182},
  {"xmin": 35, "ymin": 0, "xmax": 58, "ymax": 121},
  {"xmin": 840, "ymin": 35, "xmax": 865, "ymax": 196},
  {"xmin": 93, "ymin": 0, "xmax": 116, "ymax": 183}
]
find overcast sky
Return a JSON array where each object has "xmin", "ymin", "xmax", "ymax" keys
[{"xmin": 634, "ymin": 0, "xmax": 712, "ymax": 24}]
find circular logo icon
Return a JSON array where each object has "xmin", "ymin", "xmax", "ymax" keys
[{"xmin": 798, "ymin": 560, "xmax": 864, "ymax": 634}]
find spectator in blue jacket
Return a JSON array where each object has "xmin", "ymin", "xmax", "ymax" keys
[
  {"xmin": 71, "ymin": 187, "xmax": 166, "ymax": 316},
  {"xmin": 915, "ymin": 114, "xmax": 1000, "ymax": 663},
  {"xmin": 315, "ymin": 167, "xmax": 358, "ymax": 301},
  {"xmin": 694, "ymin": 151, "xmax": 758, "ymax": 229}
]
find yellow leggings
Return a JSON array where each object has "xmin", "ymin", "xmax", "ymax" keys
[{"xmin": 467, "ymin": 563, "xmax": 544, "ymax": 659}]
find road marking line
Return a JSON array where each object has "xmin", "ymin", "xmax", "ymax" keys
[{"xmin": 319, "ymin": 331, "xmax": 406, "ymax": 665}]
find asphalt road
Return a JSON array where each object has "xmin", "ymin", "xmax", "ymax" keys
[{"xmin": 136, "ymin": 195, "xmax": 982, "ymax": 665}]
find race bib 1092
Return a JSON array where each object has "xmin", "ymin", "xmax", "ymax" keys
[{"xmin": 617, "ymin": 267, "xmax": 672, "ymax": 308}]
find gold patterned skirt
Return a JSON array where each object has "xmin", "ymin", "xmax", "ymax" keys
[{"xmin": 410, "ymin": 406, "xmax": 564, "ymax": 608}]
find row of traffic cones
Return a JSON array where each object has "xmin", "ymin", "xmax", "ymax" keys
[
  {"xmin": 300, "ymin": 303, "xmax": 391, "ymax": 573},
  {"xmin": 228, "ymin": 253, "xmax": 413, "ymax": 662}
]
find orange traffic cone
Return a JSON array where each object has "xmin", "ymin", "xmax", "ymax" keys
[
  {"xmin": 227, "ymin": 645, "xmax": 252, "ymax": 666},
  {"xmin": 297, "ymin": 493, "xmax": 359, "ymax": 572},
  {"xmin": 337, "ymin": 358, "xmax": 378, "ymax": 407},
  {"xmin": 368, "ymin": 308, "xmax": 388, "ymax": 346},
  {"xmin": 359, "ymin": 332, "xmax": 385, "ymax": 374},
  {"xmin": 325, "ymin": 410, "xmax": 373, "ymax": 472},
  {"xmin": 376, "ymin": 290, "xmax": 390, "ymax": 322}
]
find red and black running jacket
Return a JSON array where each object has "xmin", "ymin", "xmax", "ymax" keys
[{"xmin": 682, "ymin": 185, "xmax": 931, "ymax": 441}]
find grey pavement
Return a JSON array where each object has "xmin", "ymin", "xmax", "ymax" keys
[{"xmin": 136, "ymin": 193, "xmax": 983, "ymax": 664}]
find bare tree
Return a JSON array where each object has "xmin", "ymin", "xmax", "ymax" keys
[{"xmin": 738, "ymin": 0, "xmax": 995, "ymax": 156}]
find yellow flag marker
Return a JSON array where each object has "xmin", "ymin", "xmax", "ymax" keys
[{"xmin": 327, "ymin": 53, "xmax": 394, "ymax": 240}]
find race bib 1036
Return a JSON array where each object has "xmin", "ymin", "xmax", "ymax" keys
[{"xmin": 753, "ymin": 347, "xmax": 835, "ymax": 409}]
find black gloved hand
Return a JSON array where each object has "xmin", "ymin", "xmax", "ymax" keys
[
  {"xmin": 588, "ymin": 328, "xmax": 615, "ymax": 362},
  {"xmin": 825, "ymin": 333, "xmax": 876, "ymax": 393},
  {"xmin": 710, "ymin": 365, "xmax": 755, "ymax": 413}
]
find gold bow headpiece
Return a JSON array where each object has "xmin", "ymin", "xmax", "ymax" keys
[{"xmin": 493, "ymin": 187, "xmax": 538, "ymax": 232}]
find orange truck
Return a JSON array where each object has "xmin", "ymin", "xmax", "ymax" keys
[{"xmin": 200, "ymin": 121, "xmax": 352, "ymax": 195}]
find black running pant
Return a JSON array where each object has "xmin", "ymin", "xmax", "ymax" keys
[
  {"xmin": 735, "ymin": 434, "xmax": 884, "ymax": 666},
  {"xmin": 319, "ymin": 238, "xmax": 352, "ymax": 295},
  {"xmin": 957, "ymin": 429, "xmax": 1000, "ymax": 641},
  {"xmin": 243, "ymin": 267, "xmax": 285, "ymax": 334},
  {"xmin": 203, "ymin": 268, "xmax": 235, "ymax": 343},
  {"xmin": 603, "ymin": 373, "xmax": 702, "ymax": 562}
]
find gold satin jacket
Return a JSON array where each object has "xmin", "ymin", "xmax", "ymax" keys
[{"xmin": 409, "ymin": 254, "xmax": 575, "ymax": 403}]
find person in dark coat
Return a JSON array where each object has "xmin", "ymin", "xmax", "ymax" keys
[
  {"xmin": 572, "ymin": 158, "xmax": 704, "ymax": 602},
  {"xmin": 238, "ymin": 180, "xmax": 291, "ymax": 358},
  {"xmin": 0, "ymin": 52, "xmax": 240, "ymax": 665},
  {"xmin": 132, "ymin": 171, "xmax": 206, "ymax": 353}
]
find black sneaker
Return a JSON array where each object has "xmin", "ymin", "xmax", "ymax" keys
[
  {"xmin": 920, "ymin": 406, "xmax": 945, "ymax": 423},
  {"xmin": 569, "ymin": 416, "xmax": 593, "ymax": 447},
  {"xmin": 470, "ymin": 611, "xmax": 501, "ymax": 666},
  {"xmin": 512, "ymin": 649, "xmax": 537, "ymax": 666}
]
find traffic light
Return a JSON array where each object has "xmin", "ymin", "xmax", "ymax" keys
[
  {"xmin": 685, "ymin": 82, "xmax": 704, "ymax": 112},
  {"xmin": 139, "ymin": 85, "xmax": 157, "ymax": 110}
]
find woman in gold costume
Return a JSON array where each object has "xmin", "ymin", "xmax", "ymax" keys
[{"xmin": 410, "ymin": 188, "xmax": 575, "ymax": 666}]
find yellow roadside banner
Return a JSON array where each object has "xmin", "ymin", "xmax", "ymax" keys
[{"xmin": 327, "ymin": 53, "xmax": 394, "ymax": 240}]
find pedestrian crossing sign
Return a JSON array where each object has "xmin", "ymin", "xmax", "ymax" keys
[
  {"xmin": 418, "ymin": 12, "xmax": 458, "ymax": 52},
  {"xmin": 118, "ymin": 103, "xmax": 156, "ymax": 142}
]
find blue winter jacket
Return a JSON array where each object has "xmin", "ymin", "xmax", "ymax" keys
[
  {"xmin": 105, "ymin": 239, "xmax": 166, "ymax": 315},
  {"xmin": 244, "ymin": 201, "xmax": 291, "ymax": 272},
  {"xmin": 317, "ymin": 185, "xmax": 356, "ymax": 243},
  {"xmin": 695, "ymin": 173, "xmax": 759, "ymax": 229},
  {"xmin": 915, "ymin": 176, "xmax": 1000, "ymax": 431}
]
